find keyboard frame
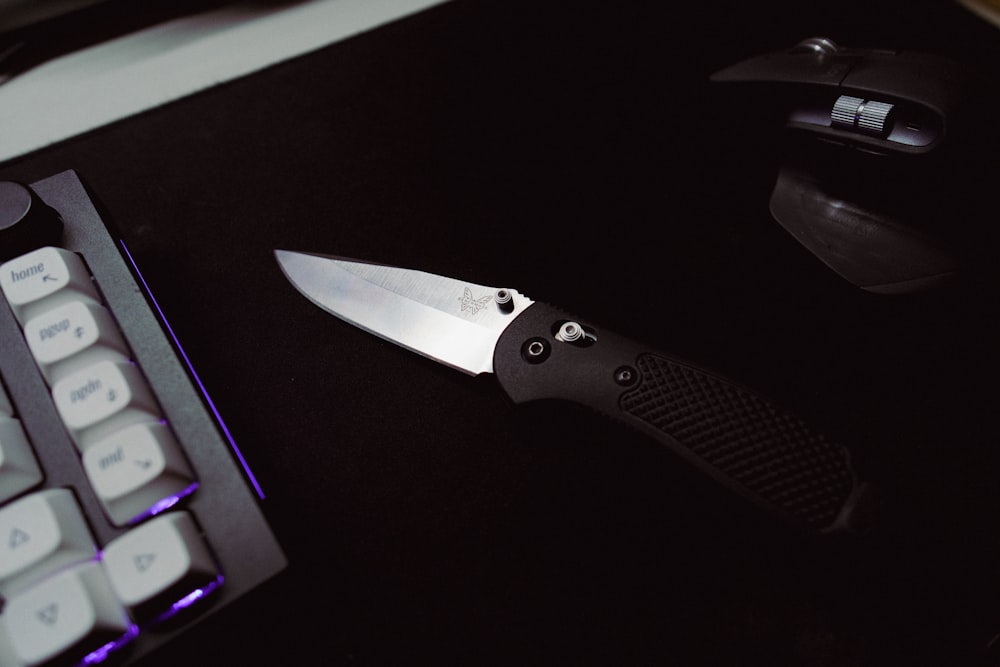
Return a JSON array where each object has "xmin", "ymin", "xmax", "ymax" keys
[{"xmin": 0, "ymin": 169, "xmax": 287, "ymax": 664}]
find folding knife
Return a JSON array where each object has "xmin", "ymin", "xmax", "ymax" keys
[{"xmin": 275, "ymin": 250, "xmax": 872, "ymax": 534}]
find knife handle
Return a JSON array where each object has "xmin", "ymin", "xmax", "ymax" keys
[{"xmin": 493, "ymin": 303, "xmax": 872, "ymax": 534}]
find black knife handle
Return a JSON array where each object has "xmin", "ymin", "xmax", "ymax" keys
[{"xmin": 493, "ymin": 302, "xmax": 871, "ymax": 534}]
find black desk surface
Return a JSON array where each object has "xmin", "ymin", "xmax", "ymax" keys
[{"xmin": 4, "ymin": 1, "xmax": 1000, "ymax": 664}]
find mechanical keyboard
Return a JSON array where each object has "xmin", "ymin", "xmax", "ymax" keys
[{"xmin": 0, "ymin": 170, "xmax": 286, "ymax": 665}]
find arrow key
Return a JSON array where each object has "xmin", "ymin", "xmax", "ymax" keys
[
  {"xmin": 0, "ymin": 561, "xmax": 135, "ymax": 667},
  {"xmin": 0, "ymin": 489, "xmax": 96, "ymax": 598},
  {"xmin": 102, "ymin": 511, "xmax": 221, "ymax": 624}
]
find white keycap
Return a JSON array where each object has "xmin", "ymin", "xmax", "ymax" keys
[
  {"xmin": 0, "ymin": 417, "xmax": 43, "ymax": 504},
  {"xmin": 83, "ymin": 422, "xmax": 196, "ymax": 526},
  {"xmin": 102, "ymin": 512, "xmax": 219, "ymax": 622},
  {"xmin": 51, "ymin": 359, "xmax": 161, "ymax": 451},
  {"xmin": 0, "ymin": 380, "xmax": 13, "ymax": 417},
  {"xmin": 23, "ymin": 300, "xmax": 129, "ymax": 385},
  {"xmin": 0, "ymin": 561, "xmax": 135, "ymax": 667},
  {"xmin": 0, "ymin": 247, "xmax": 100, "ymax": 325},
  {"xmin": 0, "ymin": 489, "xmax": 96, "ymax": 597}
]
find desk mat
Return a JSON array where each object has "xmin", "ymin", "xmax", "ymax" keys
[{"xmin": 2, "ymin": 1, "xmax": 1000, "ymax": 664}]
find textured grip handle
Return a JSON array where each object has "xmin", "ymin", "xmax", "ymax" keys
[
  {"xmin": 493, "ymin": 302, "xmax": 865, "ymax": 533},
  {"xmin": 620, "ymin": 353, "xmax": 856, "ymax": 530}
]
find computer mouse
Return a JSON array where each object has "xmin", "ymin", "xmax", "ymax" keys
[{"xmin": 710, "ymin": 37, "xmax": 994, "ymax": 294}]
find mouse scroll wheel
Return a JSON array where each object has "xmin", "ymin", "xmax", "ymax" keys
[{"xmin": 830, "ymin": 95, "xmax": 895, "ymax": 136}]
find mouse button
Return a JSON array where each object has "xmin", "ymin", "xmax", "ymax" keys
[
  {"xmin": 709, "ymin": 51, "xmax": 855, "ymax": 87},
  {"xmin": 840, "ymin": 53, "xmax": 967, "ymax": 116}
]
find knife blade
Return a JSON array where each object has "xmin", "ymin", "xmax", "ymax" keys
[{"xmin": 275, "ymin": 249, "xmax": 873, "ymax": 535}]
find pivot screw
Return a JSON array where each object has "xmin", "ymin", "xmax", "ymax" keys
[
  {"xmin": 495, "ymin": 289, "xmax": 514, "ymax": 313},
  {"xmin": 614, "ymin": 365, "xmax": 638, "ymax": 387}
]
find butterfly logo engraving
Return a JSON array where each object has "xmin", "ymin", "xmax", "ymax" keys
[{"xmin": 458, "ymin": 287, "xmax": 492, "ymax": 314}]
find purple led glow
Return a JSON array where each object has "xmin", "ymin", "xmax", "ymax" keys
[
  {"xmin": 78, "ymin": 623, "xmax": 139, "ymax": 666},
  {"xmin": 149, "ymin": 573, "xmax": 225, "ymax": 626},
  {"xmin": 71, "ymin": 573, "xmax": 225, "ymax": 664},
  {"xmin": 127, "ymin": 482, "xmax": 200, "ymax": 526},
  {"xmin": 119, "ymin": 240, "xmax": 265, "ymax": 499}
]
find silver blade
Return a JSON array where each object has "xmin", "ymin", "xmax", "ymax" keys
[{"xmin": 275, "ymin": 250, "xmax": 534, "ymax": 375}]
